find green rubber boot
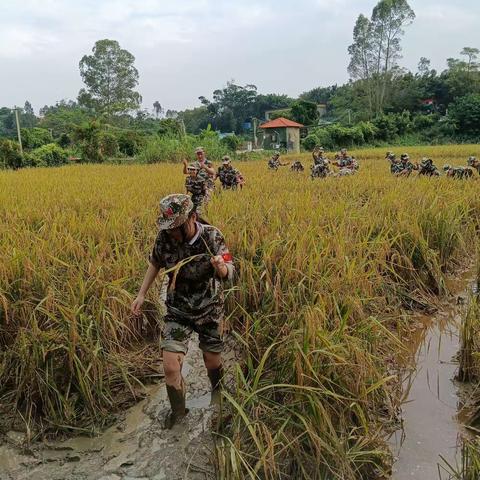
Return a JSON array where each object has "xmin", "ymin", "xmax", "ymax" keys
[
  {"xmin": 164, "ymin": 384, "xmax": 189, "ymax": 429},
  {"xmin": 208, "ymin": 366, "xmax": 224, "ymax": 405}
]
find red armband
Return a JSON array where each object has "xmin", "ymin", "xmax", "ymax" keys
[{"xmin": 222, "ymin": 252, "xmax": 233, "ymax": 262}]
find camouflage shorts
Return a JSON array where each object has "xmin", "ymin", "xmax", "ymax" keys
[{"xmin": 161, "ymin": 314, "xmax": 223, "ymax": 354}]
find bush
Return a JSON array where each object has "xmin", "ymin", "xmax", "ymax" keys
[
  {"xmin": 29, "ymin": 144, "xmax": 68, "ymax": 167},
  {"xmin": 449, "ymin": 94, "xmax": 480, "ymax": 137},
  {"xmin": 74, "ymin": 121, "xmax": 104, "ymax": 163},
  {"xmin": 137, "ymin": 131, "xmax": 230, "ymax": 164},
  {"xmin": 100, "ymin": 132, "xmax": 119, "ymax": 157},
  {"xmin": 0, "ymin": 139, "xmax": 23, "ymax": 169},
  {"xmin": 328, "ymin": 124, "xmax": 364, "ymax": 146},
  {"xmin": 356, "ymin": 121, "xmax": 378, "ymax": 143},
  {"xmin": 157, "ymin": 118, "xmax": 183, "ymax": 137},
  {"xmin": 220, "ymin": 135, "xmax": 240, "ymax": 152},
  {"xmin": 57, "ymin": 132, "xmax": 72, "ymax": 149},
  {"xmin": 413, "ymin": 114, "xmax": 436, "ymax": 131},
  {"xmin": 302, "ymin": 133, "xmax": 320, "ymax": 151},
  {"xmin": 21, "ymin": 127, "xmax": 53, "ymax": 150},
  {"xmin": 117, "ymin": 130, "xmax": 144, "ymax": 156}
]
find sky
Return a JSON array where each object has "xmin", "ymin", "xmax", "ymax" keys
[{"xmin": 0, "ymin": 0, "xmax": 478, "ymax": 114}]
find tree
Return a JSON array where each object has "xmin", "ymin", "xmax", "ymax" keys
[
  {"xmin": 348, "ymin": 0, "xmax": 415, "ymax": 115},
  {"xmin": 153, "ymin": 101, "xmax": 163, "ymax": 118},
  {"xmin": 78, "ymin": 39, "xmax": 142, "ymax": 116},
  {"xmin": 461, "ymin": 47, "xmax": 480, "ymax": 73},
  {"xmin": 199, "ymin": 82, "xmax": 258, "ymax": 133},
  {"xmin": 417, "ymin": 57, "xmax": 431, "ymax": 76},
  {"xmin": 449, "ymin": 94, "xmax": 480, "ymax": 137},
  {"xmin": 290, "ymin": 100, "xmax": 319, "ymax": 125}
]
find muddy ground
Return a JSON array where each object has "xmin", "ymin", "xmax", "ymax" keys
[{"xmin": 0, "ymin": 336, "xmax": 239, "ymax": 480}]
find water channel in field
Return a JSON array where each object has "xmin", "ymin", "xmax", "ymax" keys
[{"xmin": 390, "ymin": 268, "xmax": 478, "ymax": 480}]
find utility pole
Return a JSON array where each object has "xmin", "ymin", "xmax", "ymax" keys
[{"xmin": 14, "ymin": 106, "xmax": 24, "ymax": 156}]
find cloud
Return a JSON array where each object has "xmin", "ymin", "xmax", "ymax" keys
[{"xmin": 0, "ymin": 0, "xmax": 478, "ymax": 111}]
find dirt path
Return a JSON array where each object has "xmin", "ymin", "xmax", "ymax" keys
[
  {"xmin": 0, "ymin": 336, "xmax": 238, "ymax": 480},
  {"xmin": 390, "ymin": 268, "xmax": 476, "ymax": 479}
]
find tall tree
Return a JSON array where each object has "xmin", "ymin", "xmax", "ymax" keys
[
  {"xmin": 153, "ymin": 101, "xmax": 163, "ymax": 118},
  {"xmin": 348, "ymin": 0, "xmax": 415, "ymax": 115},
  {"xmin": 78, "ymin": 39, "xmax": 142, "ymax": 116},
  {"xmin": 461, "ymin": 47, "xmax": 480, "ymax": 73},
  {"xmin": 348, "ymin": 14, "xmax": 375, "ymax": 116}
]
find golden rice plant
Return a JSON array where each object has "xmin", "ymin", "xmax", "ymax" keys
[{"xmin": 0, "ymin": 146, "xmax": 479, "ymax": 478}]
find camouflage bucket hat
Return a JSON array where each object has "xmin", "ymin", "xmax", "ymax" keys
[
  {"xmin": 222, "ymin": 155, "xmax": 231, "ymax": 164},
  {"xmin": 187, "ymin": 163, "xmax": 199, "ymax": 171},
  {"xmin": 157, "ymin": 194, "xmax": 194, "ymax": 230}
]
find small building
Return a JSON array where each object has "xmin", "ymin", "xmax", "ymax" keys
[{"xmin": 259, "ymin": 117, "xmax": 304, "ymax": 153}]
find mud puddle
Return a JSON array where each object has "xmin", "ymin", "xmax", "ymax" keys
[
  {"xmin": 0, "ymin": 336, "xmax": 239, "ymax": 480},
  {"xmin": 390, "ymin": 269, "xmax": 477, "ymax": 479}
]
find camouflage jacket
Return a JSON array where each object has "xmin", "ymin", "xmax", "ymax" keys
[
  {"xmin": 338, "ymin": 156, "xmax": 353, "ymax": 167},
  {"xmin": 217, "ymin": 166, "xmax": 239, "ymax": 185},
  {"xmin": 313, "ymin": 155, "xmax": 328, "ymax": 167},
  {"xmin": 185, "ymin": 176, "xmax": 206, "ymax": 198},
  {"xmin": 419, "ymin": 160, "xmax": 438, "ymax": 175},
  {"xmin": 290, "ymin": 161, "xmax": 304, "ymax": 171},
  {"xmin": 193, "ymin": 159, "xmax": 215, "ymax": 187},
  {"xmin": 150, "ymin": 223, "xmax": 234, "ymax": 322},
  {"xmin": 268, "ymin": 158, "xmax": 280, "ymax": 170}
]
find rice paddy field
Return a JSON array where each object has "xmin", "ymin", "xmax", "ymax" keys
[{"xmin": 1, "ymin": 144, "xmax": 480, "ymax": 479}]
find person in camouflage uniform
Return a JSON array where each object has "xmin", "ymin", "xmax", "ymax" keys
[
  {"xmin": 185, "ymin": 164, "xmax": 207, "ymax": 212},
  {"xmin": 183, "ymin": 147, "xmax": 216, "ymax": 199},
  {"xmin": 418, "ymin": 157, "xmax": 440, "ymax": 177},
  {"xmin": 216, "ymin": 156, "xmax": 240, "ymax": 189},
  {"xmin": 131, "ymin": 194, "xmax": 234, "ymax": 428},
  {"xmin": 467, "ymin": 156, "xmax": 480, "ymax": 175},
  {"xmin": 395, "ymin": 153, "xmax": 418, "ymax": 177},
  {"xmin": 334, "ymin": 148, "xmax": 359, "ymax": 173},
  {"xmin": 312, "ymin": 146, "xmax": 326, "ymax": 165},
  {"xmin": 290, "ymin": 160, "xmax": 304, "ymax": 172},
  {"xmin": 443, "ymin": 164, "xmax": 474, "ymax": 179},
  {"xmin": 310, "ymin": 146, "xmax": 330, "ymax": 178},
  {"xmin": 268, "ymin": 152, "xmax": 288, "ymax": 170},
  {"xmin": 386, "ymin": 152, "xmax": 402, "ymax": 175}
]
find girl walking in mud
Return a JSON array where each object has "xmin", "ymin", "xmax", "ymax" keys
[{"xmin": 131, "ymin": 194, "xmax": 234, "ymax": 428}]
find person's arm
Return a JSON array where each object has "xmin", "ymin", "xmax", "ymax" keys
[
  {"xmin": 210, "ymin": 229, "xmax": 235, "ymax": 281},
  {"xmin": 182, "ymin": 159, "xmax": 188, "ymax": 174},
  {"xmin": 200, "ymin": 162, "xmax": 216, "ymax": 176},
  {"xmin": 131, "ymin": 262, "xmax": 160, "ymax": 315}
]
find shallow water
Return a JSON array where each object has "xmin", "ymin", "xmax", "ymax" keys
[
  {"xmin": 0, "ymin": 337, "xmax": 239, "ymax": 480},
  {"xmin": 390, "ymin": 270, "xmax": 475, "ymax": 479}
]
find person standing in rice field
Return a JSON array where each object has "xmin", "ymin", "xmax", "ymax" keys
[
  {"xmin": 216, "ymin": 156, "xmax": 241, "ymax": 189},
  {"xmin": 185, "ymin": 163, "xmax": 207, "ymax": 212},
  {"xmin": 131, "ymin": 194, "xmax": 235, "ymax": 428},
  {"xmin": 183, "ymin": 147, "xmax": 216, "ymax": 200},
  {"xmin": 467, "ymin": 156, "xmax": 480, "ymax": 175}
]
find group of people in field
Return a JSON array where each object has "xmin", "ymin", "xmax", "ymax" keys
[
  {"xmin": 130, "ymin": 144, "xmax": 478, "ymax": 430},
  {"xmin": 386, "ymin": 152, "xmax": 480, "ymax": 179},
  {"xmin": 270, "ymin": 146, "xmax": 359, "ymax": 179},
  {"xmin": 183, "ymin": 147, "xmax": 245, "ymax": 213}
]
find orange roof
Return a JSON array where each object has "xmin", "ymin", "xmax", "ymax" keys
[{"xmin": 259, "ymin": 117, "xmax": 304, "ymax": 129}]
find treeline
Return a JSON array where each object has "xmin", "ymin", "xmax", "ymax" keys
[{"xmin": 1, "ymin": 0, "xmax": 480, "ymax": 170}]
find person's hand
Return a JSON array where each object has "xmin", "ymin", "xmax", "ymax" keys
[
  {"xmin": 131, "ymin": 294, "xmax": 145, "ymax": 316},
  {"xmin": 182, "ymin": 159, "xmax": 188, "ymax": 166},
  {"xmin": 210, "ymin": 255, "xmax": 227, "ymax": 275}
]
